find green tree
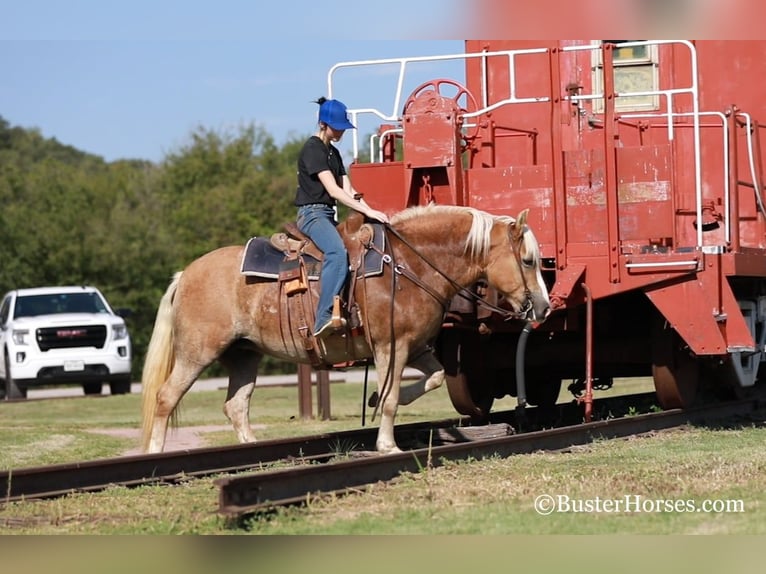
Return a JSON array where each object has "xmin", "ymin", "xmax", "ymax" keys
[{"xmin": 0, "ymin": 116, "xmax": 314, "ymax": 378}]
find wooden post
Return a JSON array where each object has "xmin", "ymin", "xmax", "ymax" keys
[
  {"xmin": 317, "ymin": 369, "xmax": 331, "ymax": 420},
  {"xmin": 297, "ymin": 364, "xmax": 313, "ymax": 420}
]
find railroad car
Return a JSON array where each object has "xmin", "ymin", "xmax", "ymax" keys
[{"xmin": 331, "ymin": 40, "xmax": 766, "ymax": 419}]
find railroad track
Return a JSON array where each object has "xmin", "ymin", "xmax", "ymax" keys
[
  {"xmin": 0, "ymin": 391, "xmax": 651, "ymax": 502},
  {"xmin": 2, "ymin": 391, "xmax": 763, "ymax": 516},
  {"xmin": 215, "ymin": 395, "xmax": 766, "ymax": 518}
]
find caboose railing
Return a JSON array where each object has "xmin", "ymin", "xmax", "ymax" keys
[{"xmin": 736, "ymin": 112, "xmax": 766, "ymax": 219}]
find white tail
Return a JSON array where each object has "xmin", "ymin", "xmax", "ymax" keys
[{"xmin": 140, "ymin": 272, "xmax": 182, "ymax": 451}]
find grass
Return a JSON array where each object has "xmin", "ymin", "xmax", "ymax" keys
[{"xmin": 0, "ymin": 374, "xmax": 763, "ymax": 534}]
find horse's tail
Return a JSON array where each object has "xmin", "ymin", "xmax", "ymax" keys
[{"xmin": 140, "ymin": 271, "xmax": 182, "ymax": 451}]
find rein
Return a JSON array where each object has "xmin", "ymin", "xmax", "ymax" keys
[{"xmin": 377, "ymin": 223, "xmax": 533, "ymax": 320}]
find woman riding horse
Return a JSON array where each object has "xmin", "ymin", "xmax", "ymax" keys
[{"xmin": 140, "ymin": 205, "xmax": 550, "ymax": 454}]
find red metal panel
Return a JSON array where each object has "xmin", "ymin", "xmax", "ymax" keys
[
  {"xmin": 645, "ymin": 270, "xmax": 755, "ymax": 356},
  {"xmin": 616, "ymin": 145, "xmax": 674, "ymax": 242},
  {"xmin": 644, "ymin": 279, "xmax": 728, "ymax": 356},
  {"xmin": 564, "ymin": 148, "xmax": 607, "ymax": 244},
  {"xmin": 403, "ymin": 113, "xmax": 459, "ymax": 170},
  {"xmin": 466, "ymin": 165, "xmax": 553, "ymax": 215},
  {"xmin": 350, "ymin": 162, "xmax": 407, "ymax": 214},
  {"xmin": 465, "ymin": 165, "xmax": 555, "ymax": 256}
]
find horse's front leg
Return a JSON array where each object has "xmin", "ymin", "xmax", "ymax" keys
[{"xmin": 373, "ymin": 344, "xmax": 409, "ymax": 454}]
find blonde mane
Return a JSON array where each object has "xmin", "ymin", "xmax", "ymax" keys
[{"xmin": 390, "ymin": 204, "xmax": 516, "ymax": 260}]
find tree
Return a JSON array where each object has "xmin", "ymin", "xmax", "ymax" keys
[{"xmin": 0, "ymin": 116, "xmax": 310, "ymax": 377}]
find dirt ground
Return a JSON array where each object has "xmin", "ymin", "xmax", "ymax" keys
[{"xmin": 91, "ymin": 424, "xmax": 243, "ymax": 456}]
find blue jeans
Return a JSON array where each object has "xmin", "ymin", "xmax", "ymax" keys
[{"xmin": 297, "ymin": 204, "xmax": 349, "ymax": 332}]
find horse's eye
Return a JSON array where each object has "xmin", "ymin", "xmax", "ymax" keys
[{"xmin": 522, "ymin": 256, "xmax": 535, "ymax": 268}]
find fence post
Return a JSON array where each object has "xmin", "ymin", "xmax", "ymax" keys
[
  {"xmin": 317, "ymin": 369, "xmax": 331, "ymax": 420},
  {"xmin": 297, "ymin": 364, "xmax": 313, "ymax": 419}
]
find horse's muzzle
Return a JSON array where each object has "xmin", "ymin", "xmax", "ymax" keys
[{"xmin": 524, "ymin": 294, "xmax": 551, "ymax": 323}]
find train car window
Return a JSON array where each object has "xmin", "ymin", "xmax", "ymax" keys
[{"xmin": 592, "ymin": 40, "xmax": 658, "ymax": 113}]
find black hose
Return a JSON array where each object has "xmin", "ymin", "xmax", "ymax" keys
[{"xmin": 515, "ymin": 321, "xmax": 533, "ymax": 429}]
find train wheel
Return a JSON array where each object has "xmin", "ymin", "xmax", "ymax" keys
[
  {"xmin": 651, "ymin": 318, "xmax": 699, "ymax": 408},
  {"xmin": 445, "ymin": 372, "xmax": 494, "ymax": 421},
  {"xmin": 703, "ymin": 355, "xmax": 749, "ymax": 403},
  {"xmin": 526, "ymin": 377, "xmax": 563, "ymax": 408},
  {"xmin": 521, "ymin": 374, "xmax": 562, "ymax": 429},
  {"xmin": 439, "ymin": 329, "xmax": 494, "ymax": 422}
]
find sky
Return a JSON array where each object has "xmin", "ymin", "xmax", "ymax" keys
[
  {"xmin": 3, "ymin": 0, "xmax": 764, "ymax": 163},
  {"xmin": 1, "ymin": 2, "xmax": 467, "ymax": 163}
]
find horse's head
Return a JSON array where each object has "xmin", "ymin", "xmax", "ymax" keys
[{"xmin": 485, "ymin": 209, "xmax": 551, "ymax": 323}]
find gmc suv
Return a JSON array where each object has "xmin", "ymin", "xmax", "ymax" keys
[{"xmin": 0, "ymin": 286, "xmax": 132, "ymax": 399}]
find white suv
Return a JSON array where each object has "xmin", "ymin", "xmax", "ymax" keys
[{"xmin": 0, "ymin": 286, "xmax": 132, "ymax": 399}]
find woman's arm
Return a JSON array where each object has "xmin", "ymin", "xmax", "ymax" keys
[{"xmin": 318, "ymin": 171, "xmax": 390, "ymax": 223}]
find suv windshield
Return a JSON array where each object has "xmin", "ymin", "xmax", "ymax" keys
[{"xmin": 14, "ymin": 293, "xmax": 108, "ymax": 318}]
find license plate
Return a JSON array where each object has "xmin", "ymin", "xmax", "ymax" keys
[{"xmin": 63, "ymin": 360, "xmax": 85, "ymax": 372}]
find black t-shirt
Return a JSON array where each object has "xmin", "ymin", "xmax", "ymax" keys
[{"xmin": 294, "ymin": 136, "xmax": 347, "ymax": 207}]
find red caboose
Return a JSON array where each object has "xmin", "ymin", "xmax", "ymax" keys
[{"xmin": 334, "ymin": 40, "xmax": 766, "ymax": 418}]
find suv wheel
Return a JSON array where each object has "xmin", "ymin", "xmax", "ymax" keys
[
  {"xmin": 109, "ymin": 378, "xmax": 132, "ymax": 395},
  {"xmin": 82, "ymin": 383, "xmax": 103, "ymax": 395},
  {"xmin": 3, "ymin": 353, "xmax": 27, "ymax": 400}
]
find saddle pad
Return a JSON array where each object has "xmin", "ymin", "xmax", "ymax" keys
[
  {"xmin": 353, "ymin": 222, "xmax": 386, "ymax": 278},
  {"xmin": 240, "ymin": 237, "xmax": 321, "ymax": 279},
  {"xmin": 240, "ymin": 224, "xmax": 387, "ymax": 279}
]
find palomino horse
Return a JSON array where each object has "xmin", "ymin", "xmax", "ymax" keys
[{"xmin": 140, "ymin": 204, "xmax": 550, "ymax": 454}]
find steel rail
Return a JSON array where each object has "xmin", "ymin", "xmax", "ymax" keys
[
  {"xmin": 0, "ymin": 392, "xmax": 657, "ymax": 503},
  {"xmin": 216, "ymin": 396, "xmax": 766, "ymax": 517},
  {"xmin": 0, "ymin": 416, "xmax": 450, "ymax": 502}
]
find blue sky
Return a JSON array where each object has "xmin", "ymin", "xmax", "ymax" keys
[
  {"xmin": 1, "ymin": 2, "xmax": 466, "ymax": 162},
  {"xmin": 5, "ymin": 1, "xmax": 748, "ymax": 163}
]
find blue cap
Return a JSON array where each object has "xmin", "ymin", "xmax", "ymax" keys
[{"xmin": 318, "ymin": 99, "xmax": 355, "ymax": 130}]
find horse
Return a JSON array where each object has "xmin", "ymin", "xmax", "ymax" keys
[{"xmin": 140, "ymin": 204, "xmax": 551, "ymax": 454}]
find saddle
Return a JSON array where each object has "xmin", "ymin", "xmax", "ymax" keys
[
  {"xmin": 241, "ymin": 213, "xmax": 385, "ymax": 369},
  {"xmin": 269, "ymin": 222, "xmax": 324, "ymax": 262}
]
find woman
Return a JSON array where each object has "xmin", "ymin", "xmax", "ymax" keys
[{"xmin": 295, "ymin": 97, "xmax": 390, "ymax": 339}]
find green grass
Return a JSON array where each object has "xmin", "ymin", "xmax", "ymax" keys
[{"xmin": 0, "ymin": 376, "xmax": 763, "ymax": 534}]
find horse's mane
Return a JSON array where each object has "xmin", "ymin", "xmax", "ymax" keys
[{"xmin": 390, "ymin": 204, "xmax": 516, "ymax": 261}]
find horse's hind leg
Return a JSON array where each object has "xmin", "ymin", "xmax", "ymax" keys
[
  {"xmin": 399, "ymin": 347, "xmax": 445, "ymax": 405},
  {"xmin": 219, "ymin": 346, "xmax": 262, "ymax": 444},
  {"xmin": 149, "ymin": 359, "xmax": 207, "ymax": 452}
]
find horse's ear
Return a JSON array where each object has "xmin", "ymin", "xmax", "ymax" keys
[{"xmin": 511, "ymin": 209, "xmax": 529, "ymax": 241}]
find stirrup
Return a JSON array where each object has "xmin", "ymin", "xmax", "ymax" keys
[
  {"xmin": 331, "ymin": 296, "xmax": 345, "ymax": 329},
  {"xmin": 313, "ymin": 319, "xmax": 344, "ymax": 340}
]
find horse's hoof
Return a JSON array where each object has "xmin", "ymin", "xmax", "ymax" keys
[{"xmin": 377, "ymin": 444, "xmax": 402, "ymax": 455}]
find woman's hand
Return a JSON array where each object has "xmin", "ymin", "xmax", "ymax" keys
[{"xmin": 366, "ymin": 208, "xmax": 390, "ymax": 224}]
